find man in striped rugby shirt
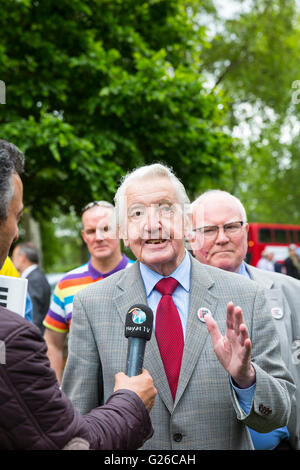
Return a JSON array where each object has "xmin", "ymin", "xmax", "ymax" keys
[{"xmin": 43, "ymin": 201, "xmax": 134, "ymax": 383}]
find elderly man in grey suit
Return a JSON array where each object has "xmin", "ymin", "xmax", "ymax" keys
[
  {"xmin": 62, "ymin": 163, "xmax": 295, "ymax": 450},
  {"xmin": 190, "ymin": 189, "xmax": 300, "ymax": 450}
]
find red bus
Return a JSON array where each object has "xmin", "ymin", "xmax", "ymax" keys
[{"xmin": 246, "ymin": 223, "xmax": 300, "ymax": 267}]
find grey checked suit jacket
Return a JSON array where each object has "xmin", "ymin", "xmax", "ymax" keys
[
  {"xmin": 246, "ymin": 264, "xmax": 300, "ymax": 449},
  {"xmin": 62, "ymin": 256, "xmax": 295, "ymax": 450}
]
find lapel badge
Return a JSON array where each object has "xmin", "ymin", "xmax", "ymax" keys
[
  {"xmin": 271, "ymin": 307, "xmax": 284, "ymax": 320},
  {"xmin": 197, "ymin": 307, "xmax": 212, "ymax": 323}
]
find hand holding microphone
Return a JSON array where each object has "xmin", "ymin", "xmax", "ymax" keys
[
  {"xmin": 114, "ymin": 370, "xmax": 157, "ymax": 412},
  {"xmin": 113, "ymin": 304, "xmax": 157, "ymax": 412}
]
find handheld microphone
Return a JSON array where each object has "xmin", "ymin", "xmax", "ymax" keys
[{"xmin": 125, "ymin": 304, "xmax": 153, "ymax": 377}]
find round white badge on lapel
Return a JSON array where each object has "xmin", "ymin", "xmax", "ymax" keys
[
  {"xmin": 271, "ymin": 307, "xmax": 284, "ymax": 320},
  {"xmin": 197, "ymin": 307, "xmax": 212, "ymax": 323}
]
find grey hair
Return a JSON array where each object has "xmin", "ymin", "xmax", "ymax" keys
[
  {"xmin": 192, "ymin": 190, "xmax": 248, "ymax": 223},
  {"xmin": 114, "ymin": 163, "xmax": 190, "ymax": 230},
  {"xmin": 94, "ymin": 201, "xmax": 114, "ymax": 210},
  {"xmin": 16, "ymin": 242, "xmax": 39, "ymax": 264},
  {"xmin": 0, "ymin": 140, "xmax": 25, "ymax": 224},
  {"xmin": 82, "ymin": 200, "xmax": 115, "ymax": 214},
  {"xmin": 81, "ymin": 200, "xmax": 115, "ymax": 228}
]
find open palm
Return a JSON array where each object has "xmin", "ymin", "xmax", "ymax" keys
[{"xmin": 205, "ymin": 302, "xmax": 256, "ymax": 388}]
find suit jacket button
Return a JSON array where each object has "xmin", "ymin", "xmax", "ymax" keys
[
  {"xmin": 173, "ymin": 433, "xmax": 183, "ymax": 442},
  {"xmin": 259, "ymin": 404, "xmax": 272, "ymax": 415},
  {"xmin": 259, "ymin": 404, "xmax": 265, "ymax": 414}
]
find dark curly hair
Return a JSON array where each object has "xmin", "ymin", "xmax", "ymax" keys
[{"xmin": 0, "ymin": 140, "xmax": 25, "ymax": 224}]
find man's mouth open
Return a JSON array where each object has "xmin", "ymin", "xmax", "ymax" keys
[{"xmin": 145, "ymin": 239, "xmax": 167, "ymax": 244}]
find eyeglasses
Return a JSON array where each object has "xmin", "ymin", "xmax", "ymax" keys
[{"xmin": 193, "ymin": 221, "xmax": 245, "ymax": 239}]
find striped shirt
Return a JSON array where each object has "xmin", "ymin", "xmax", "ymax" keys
[{"xmin": 43, "ymin": 255, "xmax": 134, "ymax": 333}]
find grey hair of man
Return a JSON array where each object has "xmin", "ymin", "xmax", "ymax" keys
[
  {"xmin": 0, "ymin": 140, "xmax": 25, "ymax": 225},
  {"xmin": 114, "ymin": 163, "xmax": 191, "ymax": 234},
  {"xmin": 191, "ymin": 189, "xmax": 248, "ymax": 224},
  {"xmin": 82, "ymin": 201, "xmax": 115, "ymax": 214},
  {"xmin": 16, "ymin": 242, "xmax": 39, "ymax": 265}
]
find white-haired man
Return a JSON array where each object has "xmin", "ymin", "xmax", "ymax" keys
[
  {"xmin": 62, "ymin": 163, "xmax": 295, "ymax": 450},
  {"xmin": 190, "ymin": 189, "xmax": 300, "ymax": 450}
]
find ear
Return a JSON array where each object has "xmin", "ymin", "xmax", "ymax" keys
[
  {"xmin": 186, "ymin": 229, "xmax": 196, "ymax": 244},
  {"xmin": 20, "ymin": 252, "xmax": 27, "ymax": 263},
  {"xmin": 183, "ymin": 211, "xmax": 195, "ymax": 243},
  {"xmin": 81, "ymin": 229, "xmax": 88, "ymax": 244},
  {"xmin": 118, "ymin": 226, "xmax": 129, "ymax": 247},
  {"xmin": 186, "ymin": 234, "xmax": 198, "ymax": 256}
]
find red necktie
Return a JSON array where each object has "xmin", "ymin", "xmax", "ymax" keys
[{"xmin": 155, "ymin": 277, "xmax": 184, "ymax": 401}]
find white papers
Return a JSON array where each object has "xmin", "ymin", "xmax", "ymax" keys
[{"xmin": 0, "ymin": 274, "xmax": 28, "ymax": 317}]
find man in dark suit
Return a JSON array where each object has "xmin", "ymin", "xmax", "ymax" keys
[{"xmin": 12, "ymin": 242, "xmax": 51, "ymax": 334}]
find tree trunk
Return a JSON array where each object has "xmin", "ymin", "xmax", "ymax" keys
[{"xmin": 23, "ymin": 209, "xmax": 43, "ymax": 268}]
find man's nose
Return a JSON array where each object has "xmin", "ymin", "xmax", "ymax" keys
[
  {"xmin": 144, "ymin": 206, "xmax": 161, "ymax": 233},
  {"xmin": 95, "ymin": 228, "xmax": 105, "ymax": 240}
]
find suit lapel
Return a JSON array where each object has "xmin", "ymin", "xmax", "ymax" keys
[
  {"xmin": 246, "ymin": 263, "xmax": 274, "ymax": 289},
  {"xmin": 246, "ymin": 263, "xmax": 284, "ymax": 314},
  {"xmin": 113, "ymin": 262, "xmax": 147, "ymax": 325},
  {"xmin": 175, "ymin": 257, "xmax": 218, "ymax": 408}
]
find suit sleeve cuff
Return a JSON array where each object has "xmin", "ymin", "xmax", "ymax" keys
[{"xmin": 229, "ymin": 375, "xmax": 256, "ymax": 414}]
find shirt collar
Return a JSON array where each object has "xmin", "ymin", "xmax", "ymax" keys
[
  {"xmin": 237, "ymin": 260, "xmax": 251, "ymax": 278},
  {"xmin": 88, "ymin": 254, "xmax": 129, "ymax": 280},
  {"xmin": 139, "ymin": 250, "xmax": 191, "ymax": 296},
  {"xmin": 21, "ymin": 264, "xmax": 38, "ymax": 279}
]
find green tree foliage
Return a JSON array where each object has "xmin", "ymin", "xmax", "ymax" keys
[
  {"xmin": 203, "ymin": 0, "xmax": 300, "ymax": 114},
  {"xmin": 241, "ymin": 119, "xmax": 300, "ymax": 223},
  {"xmin": 40, "ymin": 211, "xmax": 84, "ymax": 272},
  {"xmin": 0, "ymin": 0, "xmax": 236, "ymax": 220}
]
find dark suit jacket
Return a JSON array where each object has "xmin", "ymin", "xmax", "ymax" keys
[{"xmin": 26, "ymin": 266, "xmax": 51, "ymax": 334}]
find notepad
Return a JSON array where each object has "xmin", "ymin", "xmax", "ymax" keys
[{"xmin": 0, "ymin": 274, "xmax": 28, "ymax": 317}]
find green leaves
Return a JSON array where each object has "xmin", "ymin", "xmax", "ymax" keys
[
  {"xmin": 199, "ymin": 0, "xmax": 300, "ymax": 223},
  {"xmin": 0, "ymin": 0, "xmax": 236, "ymax": 219}
]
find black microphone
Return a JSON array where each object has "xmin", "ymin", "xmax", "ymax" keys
[{"xmin": 125, "ymin": 304, "xmax": 153, "ymax": 377}]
